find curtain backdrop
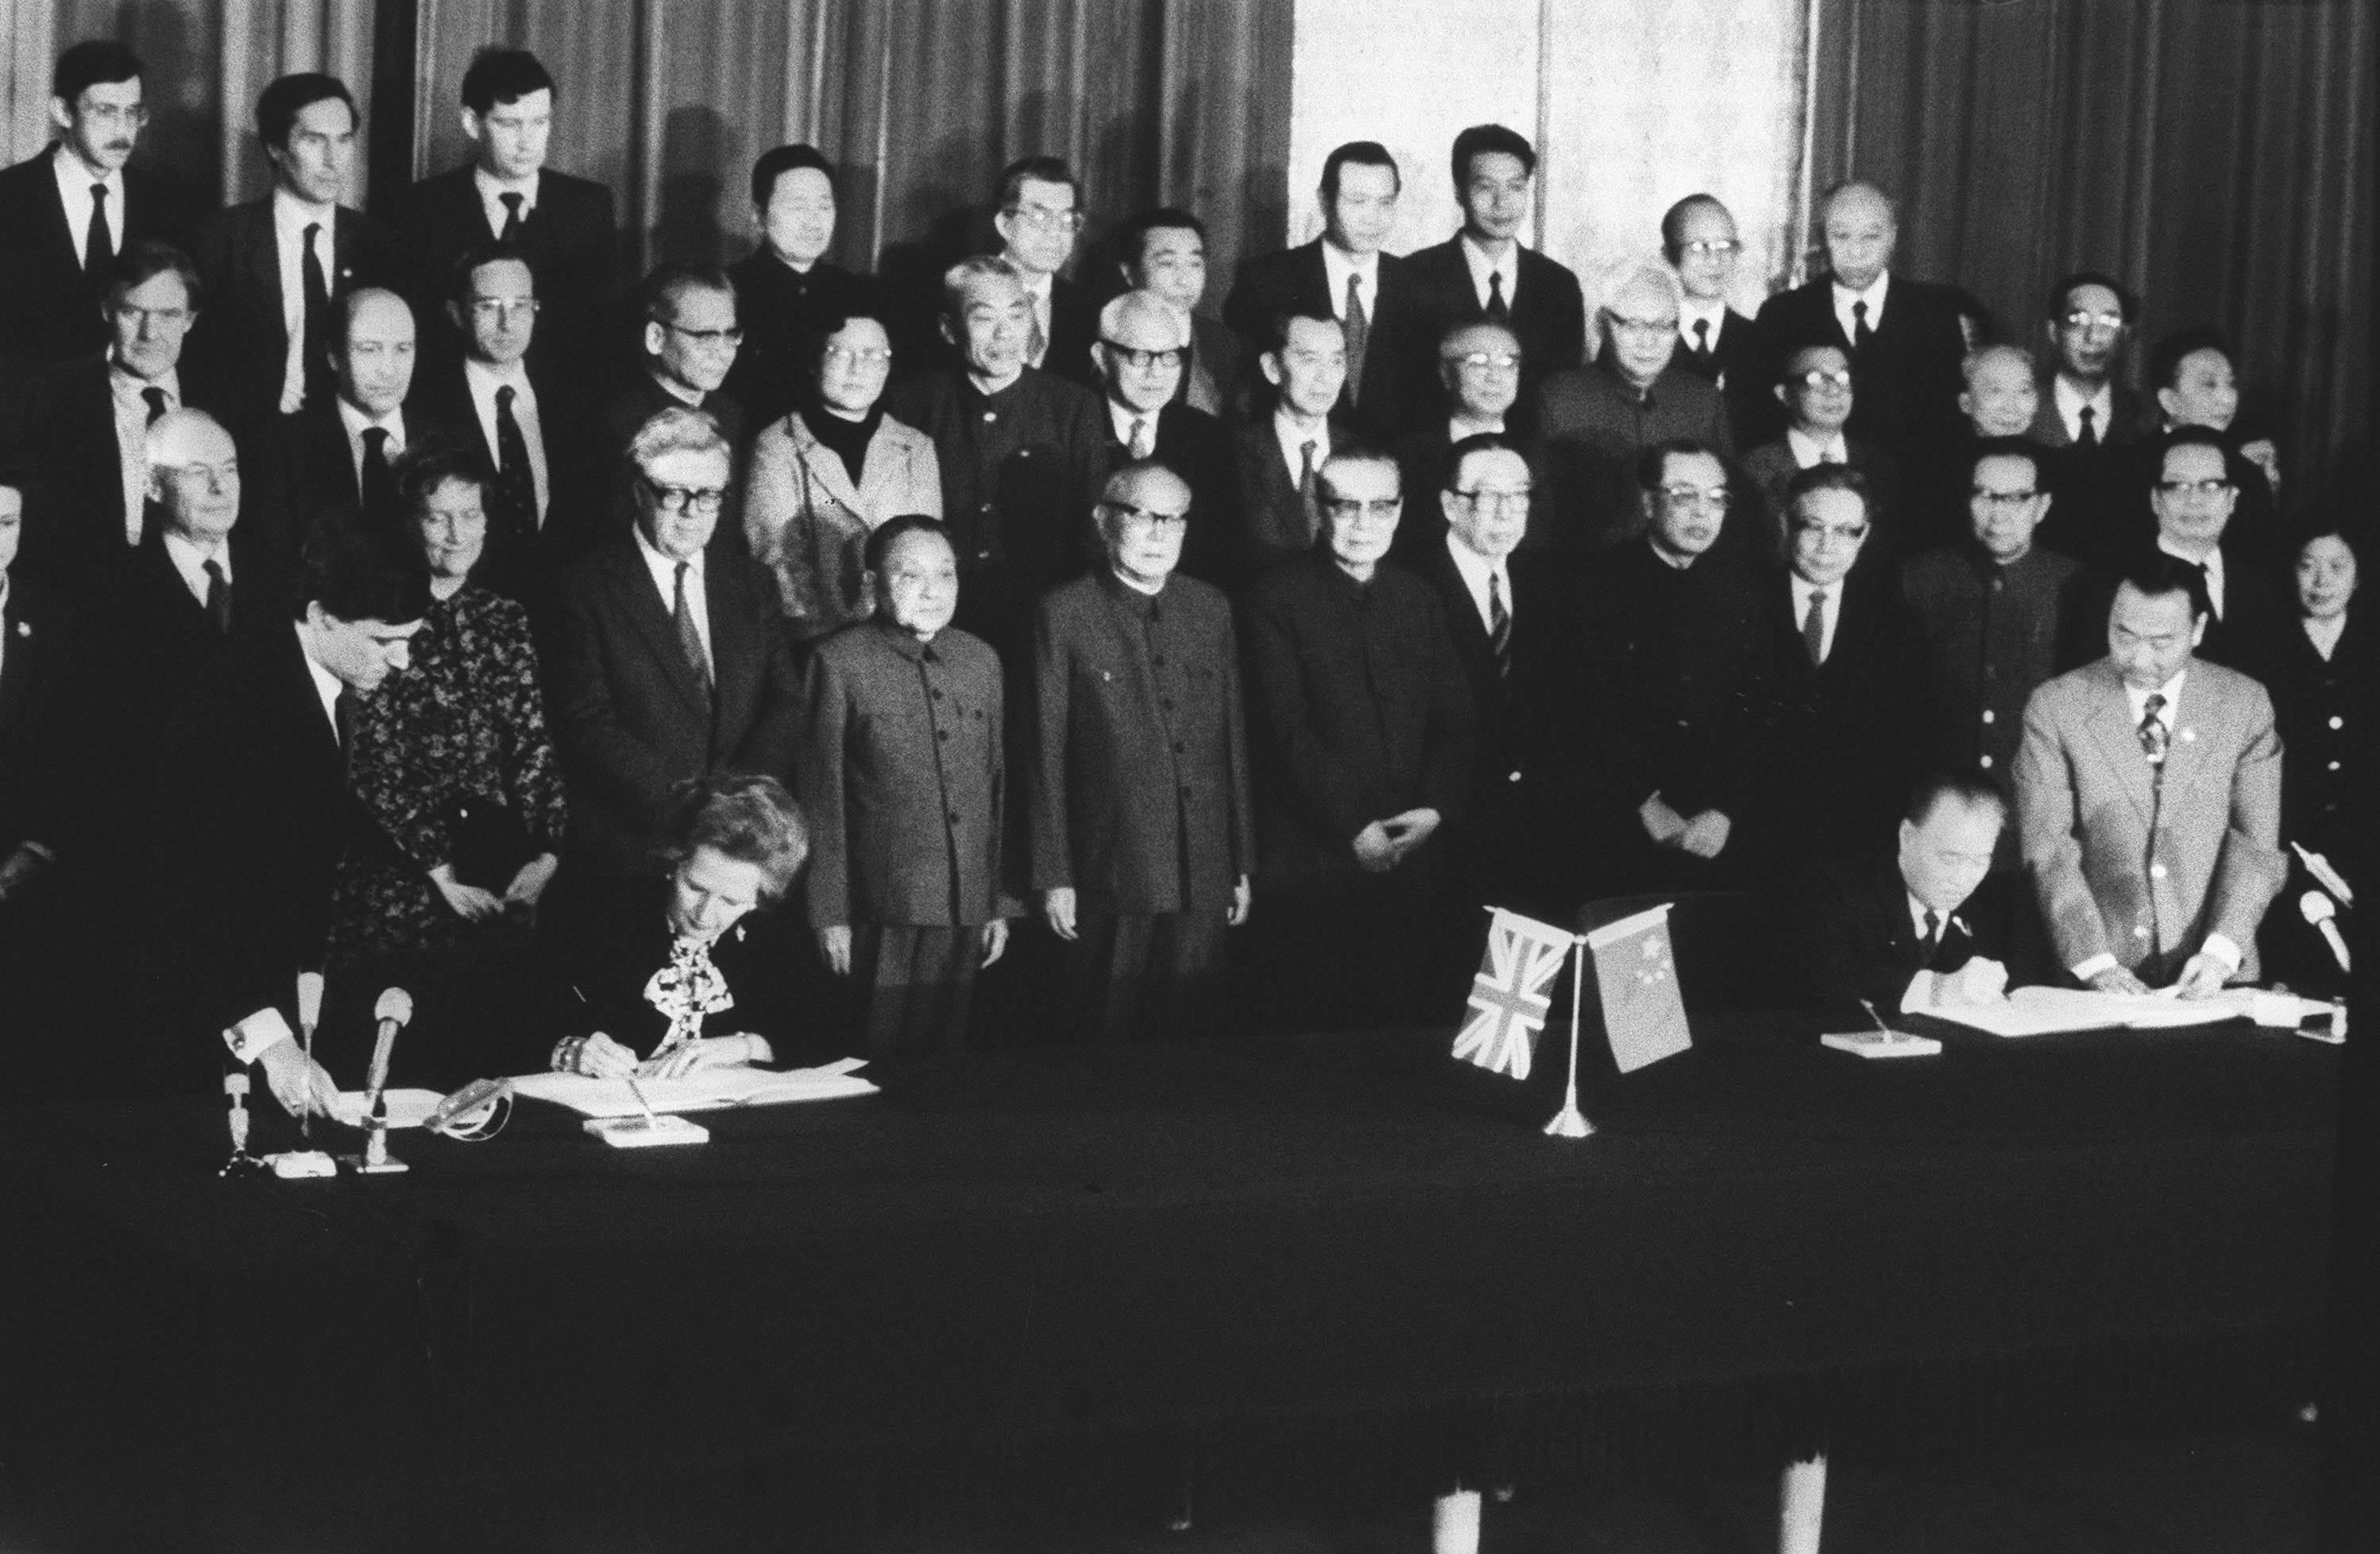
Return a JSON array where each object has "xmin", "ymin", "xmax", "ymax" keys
[
  {"xmin": 409, "ymin": 0, "xmax": 1289, "ymax": 301},
  {"xmin": 1803, "ymin": 0, "xmax": 2372, "ymax": 508}
]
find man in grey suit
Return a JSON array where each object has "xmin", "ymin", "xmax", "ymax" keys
[
  {"xmin": 1028, "ymin": 460, "xmax": 1254, "ymax": 1042},
  {"xmin": 2015, "ymin": 553, "xmax": 2285, "ymax": 994}
]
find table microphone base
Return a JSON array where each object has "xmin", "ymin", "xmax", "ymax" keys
[
  {"xmin": 585, "ymin": 1114, "xmax": 709, "ymax": 1148},
  {"xmin": 344, "ymin": 1156, "xmax": 411, "ymax": 1174},
  {"xmin": 265, "ymin": 1150, "xmax": 338, "ymax": 1180},
  {"xmin": 1544, "ymin": 1100, "xmax": 1594, "ymax": 1139}
]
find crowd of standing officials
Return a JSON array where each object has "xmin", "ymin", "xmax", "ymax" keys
[{"xmin": 0, "ymin": 42, "xmax": 2359, "ymax": 1108}]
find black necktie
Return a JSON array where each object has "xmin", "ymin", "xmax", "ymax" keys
[
  {"xmin": 1802, "ymin": 589, "xmax": 1829, "ymax": 666},
  {"xmin": 142, "ymin": 386, "xmax": 169, "ymax": 425},
  {"xmin": 2077, "ymin": 404, "xmax": 2099, "ymax": 448},
  {"xmin": 1921, "ymin": 909, "xmax": 1942, "ymax": 963},
  {"xmin": 1487, "ymin": 570, "xmax": 1512, "ymax": 680},
  {"xmin": 202, "ymin": 559, "xmax": 231, "ymax": 635},
  {"xmin": 301, "ymin": 222, "xmax": 333, "ymax": 406},
  {"xmin": 1850, "ymin": 299, "xmax": 1873, "ymax": 353},
  {"xmin": 674, "ymin": 562, "xmax": 713, "ymax": 702},
  {"xmin": 1485, "ymin": 270, "xmax": 1511, "ymax": 326},
  {"xmin": 1690, "ymin": 316, "xmax": 1713, "ymax": 370},
  {"xmin": 1343, "ymin": 273, "xmax": 1370, "ymax": 406},
  {"xmin": 493, "ymin": 384, "xmax": 539, "ymax": 533},
  {"xmin": 360, "ymin": 425, "xmax": 395, "ymax": 519},
  {"xmin": 2138, "ymin": 691, "xmax": 2169, "ymax": 766},
  {"xmin": 84, "ymin": 184, "xmax": 110, "ymax": 274},
  {"xmin": 498, "ymin": 191, "xmax": 524, "ymax": 242},
  {"xmin": 1296, "ymin": 439, "xmax": 1320, "ymax": 544}
]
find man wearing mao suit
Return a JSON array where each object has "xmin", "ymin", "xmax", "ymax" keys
[
  {"xmin": 1222, "ymin": 141, "xmax": 1417, "ymax": 435},
  {"xmin": 1754, "ymin": 181, "xmax": 1971, "ymax": 477},
  {"xmin": 1792, "ymin": 774, "xmax": 2042, "ymax": 1015},
  {"xmin": 1029, "ymin": 461, "xmax": 1254, "ymax": 1043},
  {"xmin": 0, "ymin": 41, "xmax": 191, "ymax": 365},
  {"xmin": 187, "ymin": 74, "xmax": 396, "ymax": 427},
  {"xmin": 388, "ymin": 48, "xmax": 617, "ymax": 381},
  {"xmin": 1091, "ymin": 291, "xmax": 1234, "ymax": 584},
  {"xmin": 2015, "ymin": 553, "xmax": 2285, "ymax": 993},
  {"xmin": 1663, "ymin": 193, "xmax": 1779, "ymax": 450},
  {"xmin": 1397, "ymin": 125, "xmax": 1587, "ymax": 421},
  {"xmin": 543, "ymin": 408, "xmax": 802, "ymax": 888},
  {"xmin": 797, "ymin": 516, "xmax": 1010, "ymax": 1054}
]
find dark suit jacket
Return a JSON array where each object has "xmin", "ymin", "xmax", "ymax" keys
[
  {"xmin": 2256, "ymin": 609, "xmax": 2367, "ymax": 861},
  {"xmin": 1397, "ymin": 238, "xmax": 1587, "ymax": 419},
  {"xmin": 262, "ymin": 397, "xmax": 463, "ymax": 548},
  {"xmin": 1103, "ymin": 401, "xmax": 1235, "ymax": 583},
  {"xmin": 390, "ymin": 165, "xmax": 618, "ymax": 377},
  {"xmin": 187, "ymin": 200, "xmax": 399, "ymax": 427},
  {"xmin": 0, "ymin": 146, "xmax": 191, "ymax": 363},
  {"xmin": 1791, "ymin": 855, "xmax": 2040, "ymax": 1012},
  {"xmin": 1738, "ymin": 435, "xmax": 1900, "ymax": 566},
  {"xmin": 721, "ymin": 252, "xmax": 872, "ymax": 429},
  {"xmin": 1755, "ymin": 274, "xmax": 1969, "ymax": 473},
  {"xmin": 1534, "ymin": 360, "xmax": 1733, "ymax": 553},
  {"xmin": 0, "ymin": 574, "xmax": 80, "ymax": 853},
  {"xmin": 1238, "ymin": 552, "xmax": 1474, "ymax": 882},
  {"xmin": 1673, "ymin": 306, "xmax": 1781, "ymax": 448},
  {"xmin": 1220, "ymin": 241, "xmax": 1420, "ymax": 434},
  {"xmin": 1223, "ymin": 416, "xmax": 1355, "ymax": 592},
  {"xmin": 543, "ymin": 535, "xmax": 802, "ymax": 876},
  {"xmin": 1182, "ymin": 313, "xmax": 1251, "ymax": 423},
  {"xmin": 24, "ymin": 354, "xmax": 150, "ymax": 585},
  {"xmin": 595, "ymin": 372, "xmax": 749, "ymax": 550},
  {"xmin": 1027, "ymin": 569, "xmax": 1256, "ymax": 914},
  {"xmin": 1035, "ymin": 273, "xmax": 1103, "ymax": 391},
  {"xmin": 406, "ymin": 358, "xmax": 598, "ymax": 588}
]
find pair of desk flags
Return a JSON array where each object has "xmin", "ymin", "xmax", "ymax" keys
[{"xmin": 1452, "ymin": 905, "xmax": 1692, "ymax": 1081}]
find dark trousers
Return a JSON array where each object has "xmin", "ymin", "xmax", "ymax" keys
[
  {"xmin": 1059, "ymin": 906, "xmax": 1230, "ymax": 1042},
  {"xmin": 1243, "ymin": 857, "xmax": 1442, "ymax": 1037},
  {"xmin": 852, "ymin": 923, "xmax": 980, "ymax": 1054}
]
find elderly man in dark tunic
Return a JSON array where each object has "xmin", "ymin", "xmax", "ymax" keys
[
  {"xmin": 1534, "ymin": 261, "xmax": 1734, "ymax": 552},
  {"xmin": 798, "ymin": 516, "xmax": 1011, "ymax": 1053},
  {"xmin": 1029, "ymin": 459, "xmax": 1254, "ymax": 1042},
  {"xmin": 1900, "ymin": 439, "xmax": 2087, "ymax": 865},
  {"xmin": 1240, "ymin": 446, "xmax": 1473, "ymax": 1034},
  {"xmin": 882, "ymin": 255, "xmax": 1108, "ymax": 652}
]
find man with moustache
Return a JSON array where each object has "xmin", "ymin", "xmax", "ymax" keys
[
  {"xmin": 1663, "ymin": 193, "xmax": 1778, "ymax": 447},
  {"xmin": 1029, "ymin": 461, "xmax": 1254, "ymax": 1042},
  {"xmin": 1115, "ymin": 207, "xmax": 1248, "ymax": 421},
  {"xmin": 0, "ymin": 41, "xmax": 191, "ymax": 364},
  {"xmin": 1091, "ymin": 290, "xmax": 1234, "ymax": 581}
]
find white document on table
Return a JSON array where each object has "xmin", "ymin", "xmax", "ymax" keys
[
  {"xmin": 1922, "ymin": 986, "xmax": 2270, "ymax": 1038},
  {"xmin": 508, "ymin": 1059, "xmax": 877, "ymax": 1118}
]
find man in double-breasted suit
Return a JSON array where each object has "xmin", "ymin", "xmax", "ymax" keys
[
  {"xmin": 796, "ymin": 517, "xmax": 1010, "ymax": 1054},
  {"xmin": 187, "ymin": 75, "xmax": 397, "ymax": 428},
  {"xmin": 1028, "ymin": 462, "xmax": 1254, "ymax": 1042},
  {"xmin": 544, "ymin": 407, "xmax": 802, "ymax": 886},
  {"xmin": 2015, "ymin": 554, "xmax": 2285, "ymax": 992}
]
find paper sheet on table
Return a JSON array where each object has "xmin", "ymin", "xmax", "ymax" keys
[
  {"xmin": 328, "ymin": 1088, "xmax": 448, "ymax": 1129},
  {"xmin": 1922, "ymin": 986, "xmax": 2275, "ymax": 1038},
  {"xmin": 508, "ymin": 1059, "xmax": 877, "ymax": 1118}
]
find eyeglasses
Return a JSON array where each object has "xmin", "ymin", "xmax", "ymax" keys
[
  {"xmin": 1451, "ymin": 488, "xmax": 1532, "ymax": 513},
  {"xmin": 1792, "ymin": 369, "xmax": 1854, "ymax": 392},
  {"xmin": 114, "ymin": 304, "xmax": 193, "ymax": 328},
  {"xmin": 1443, "ymin": 351, "xmax": 1522, "ymax": 373},
  {"xmin": 1658, "ymin": 484, "xmax": 1729, "ymax": 510},
  {"xmin": 1101, "ymin": 342, "xmax": 1186, "ymax": 371},
  {"xmin": 1099, "ymin": 501, "xmax": 1189, "ymax": 529},
  {"xmin": 1678, "ymin": 239, "xmax": 1742, "ymax": 259},
  {"xmin": 643, "ymin": 478, "xmax": 727, "ymax": 514},
  {"xmin": 469, "ymin": 298, "xmax": 539, "ymax": 321},
  {"xmin": 1321, "ymin": 497, "xmax": 1401, "ymax": 522},
  {"xmin": 822, "ymin": 345, "xmax": 893, "ymax": 369},
  {"xmin": 1004, "ymin": 205, "xmax": 1085, "ymax": 233},
  {"xmin": 2061, "ymin": 310, "xmax": 2127, "ymax": 334},
  {"xmin": 1609, "ymin": 315, "xmax": 1679, "ymax": 338},
  {"xmin": 1795, "ymin": 520, "xmax": 1871, "ymax": 544},
  {"xmin": 1971, "ymin": 488, "xmax": 2041, "ymax": 508},
  {"xmin": 2156, "ymin": 477, "xmax": 2235, "ymax": 498},
  {"xmin": 654, "ymin": 317, "xmax": 744, "ymax": 347}
]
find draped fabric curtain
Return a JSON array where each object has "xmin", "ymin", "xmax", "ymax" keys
[
  {"xmin": 409, "ymin": 0, "xmax": 1289, "ymax": 295},
  {"xmin": 5, "ymin": 0, "xmax": 377, "ymax": 207},
  {"xmin": 1802, "ymin": 0, "xmax": 2373, "ymax": 507}
]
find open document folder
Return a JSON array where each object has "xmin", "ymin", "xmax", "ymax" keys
[
  {"xmin": 509, "ymin": 1058, "xmax": 879, "ymax": 1119},
  {"xmin": 1922, "ymin": 985, "xmax": 2328, "ymax": 1038}
]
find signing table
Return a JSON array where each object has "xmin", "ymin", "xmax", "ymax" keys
[{"xmin": 0, "ymin": 1013, "xmax": 2336, "ymax": 1540}]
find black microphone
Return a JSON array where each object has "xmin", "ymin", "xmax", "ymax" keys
[{"xmin": 366, "ymin": 987, "xmax": 413, "ymax": 1099}]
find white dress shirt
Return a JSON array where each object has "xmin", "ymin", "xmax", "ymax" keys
[
  {"xmin": 2123, "ymin": 670, "xmax": 2186, "ymax": 740},
  {"xmin": 110, "ymin": 361, "xmax": 179, "ymax": 545},
  {"xmin": 1787, "ymin": 574, "xmax": 1844, "ymax": 663},
  {"xmin": 1895, "ymin": 892, "xmax": 1967, "ymax": 1014},
  {"xmin": 1831, "ymin": 272, "xmax": 1891, "ymax": 346},
  {"xmin": 1443, "ymin": 532, "xmax": 1510, "ymax": 636},
  {"xmin": 1109, "ymin": 400, "xmax": 1161, "ymax": 457},
  {"xmin": 273, "ymin": 186, "xmax": 343, "ymax": 414},
  {"xmin": 464, "ymin": 358, "xmax": 551, "ymax": 524},
  {"xmin": 474, "ymin": 166, "xmax": 540, "ymax": 240},
  {"xmin": 160, "ymin": 529, "xmax": 231, "ymax": 609},
  {"xmin": 337, "ymin": 400, "xmax": 408, "ymax": 491},
  {"xmin": 52, "ymin": 146, "xmax": 123, "ymax": 266},
  {"xmin": 1679, "ymin": 296, "xmax": 1728, "ymax": 355},
  {"xmin": 298, "ymin": 622, "xmax": 345, "ymax": 740},
  {"xmin": 1459, "ymin": 234, "xmax": 1521, "ymax": 314},
  {"xmin": 633, "ymin": 522, "xmax": 713, "ymax": 674},
  {"xmin": 1784, "ymin": 427, "xmax": 1850, "ymax": 468},
  {"xmin": 1319, "ymin": 242, "xmax": 1381, "ymax": 326},
  {"xmin": 1272, "ymin": 408, "xmax": 1331, "ymax": 489},
  {"xmin": 2156, "ymin": 535, "xmax": 2226, "ymax": 619},
  {"xmin": 2053, "ymin": 376, "xmax": 2116, "ymax": 445}
]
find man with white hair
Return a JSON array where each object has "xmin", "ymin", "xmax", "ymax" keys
[
  {"xmin": 1533, "ymin": 261, "xmax": 1734, "ymax": 551},
  {"xmin": 1091, "ymin": 289, "xmax": 1234, "ymax": 579}
]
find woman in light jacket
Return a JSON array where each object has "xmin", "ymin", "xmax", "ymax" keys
[{"xmin": 743, "ymin": 306, "xmax": 941, "ymax": 640}]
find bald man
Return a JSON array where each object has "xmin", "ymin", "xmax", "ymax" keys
[
  {"xmin": 1663, "ymin": 193, "xmax": 1781, "ymax": 447},
  {"xmin": 1533, "ymin": 263, "xmax": 1734, "ymax": 552},
  {"xmin": 1754, "ymin": 181, "xmax": 1976, "ymax": 476},
  {"xmin": 1091, "ymin": 290, "xmax": 1235, "ymax": 581},
  {"xmin": 1028, "ymin": 459, "xmax": 1254, "ymax": 1041},
  {"xmin": 265, "ymin": 287, "xmax": 457, "ymax": 542}
]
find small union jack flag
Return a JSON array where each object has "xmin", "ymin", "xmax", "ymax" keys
[{"xmin": 1452, "ymin": 908, "xmax": 1578, "ymax": 1080}]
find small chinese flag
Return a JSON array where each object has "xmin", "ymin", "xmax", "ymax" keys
[{"xmin": 1586, "ymin": 903, "xmax": 1691, "ymax": 1073}]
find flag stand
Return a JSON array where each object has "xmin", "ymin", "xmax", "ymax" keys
[{"xmin": 1544, "ymin": 939, "xmax": 1594, "ymax": 1138}]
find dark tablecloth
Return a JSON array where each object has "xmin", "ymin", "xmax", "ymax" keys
[{"xmin": 0, "ymin": 1014, "xmax": 2336, "ymax": 1532}]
